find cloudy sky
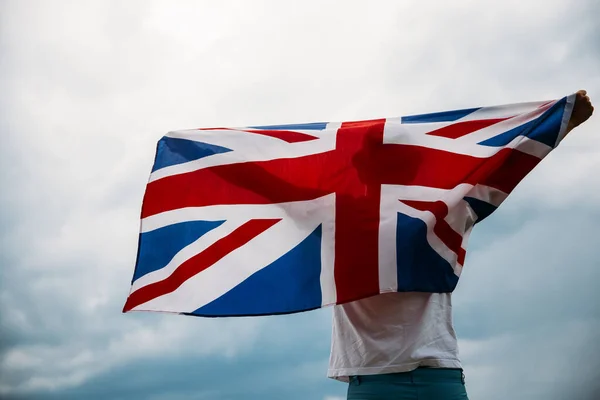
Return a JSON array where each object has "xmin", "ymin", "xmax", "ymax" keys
[{"xmin": 1, "ymin": 1, "xmax": 598, "ymax": 399}]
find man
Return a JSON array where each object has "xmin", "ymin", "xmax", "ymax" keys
[{"xmin": 328, "ymin": 90, "xmax": 594, "ymax": 400}]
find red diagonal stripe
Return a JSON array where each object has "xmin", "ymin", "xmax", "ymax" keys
[
  {"xmin": 538, "ymin": 100, "xmax": 554, "ymax": 109},
  {"xmin": 123, "ymin": 218, "xmax": 280, "ymax": 312},
  {"xmin": 426, "ymin": 118, "xmax": 509, "ymax": 139},
  {"xmin": 197, "ymin": 127, "xmax": 318, "ymax": 143},
  {"xmin": 241, "ymin": 129, "xmax": 318, "ymax": 143},
  {"xmin": 400, "ymin": 200, "xmax": 466, "ymax": 265}
]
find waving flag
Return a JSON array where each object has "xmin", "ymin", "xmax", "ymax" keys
[{"xmin": 123, "ymin": 94, "xmax": 575, "ymax": 317}]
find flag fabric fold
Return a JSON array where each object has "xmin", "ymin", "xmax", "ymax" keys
[{"xmin": 123, "ymin": 94, "xmax": 575, "ymax": 317}]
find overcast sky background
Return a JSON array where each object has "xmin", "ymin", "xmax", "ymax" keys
[{"xmin": 1, "ymin": 1, "xmax": 599, "ymax": 399}]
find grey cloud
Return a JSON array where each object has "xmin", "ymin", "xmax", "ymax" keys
[
  {"xmin": 460, "ymin": 320, "xmax": 600, "ymax": 400},
  {"xmin": 452, "ymin": 204, "xmax": 600, "ymax": 399},
  {"xmin": 454, "ymin": 207, "xmax": 600, "ymax": 334},
  {"xmin": 1, "ymin": 310, "xmax": 342, "ymax": 400}
]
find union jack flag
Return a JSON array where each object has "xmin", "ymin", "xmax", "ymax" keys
[{"xmin": 123, "ymin": 94, "xmax": 574, "ymax": 317}]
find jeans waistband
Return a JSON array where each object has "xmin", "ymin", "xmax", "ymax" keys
[{"xmin": 349, "ymin": 367, "xmax": 464, "ymax": 385}]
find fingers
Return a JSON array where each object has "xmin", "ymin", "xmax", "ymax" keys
[{"xmin": 575, "ymin": 90, "xmax": 592, "ymax": 110}]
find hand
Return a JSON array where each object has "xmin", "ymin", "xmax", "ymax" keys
[{"xmin": 566, "ymin": 90, "xmax": 594, "ymax": 134}]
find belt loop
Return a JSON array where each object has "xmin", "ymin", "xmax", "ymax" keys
[
  {"xmin": 461, "ymin": 371, "xmax": 466, "ymax": 385},
  {"xmin": 349, "ymin": 376, "xmax": 361, "ymax": 386}
]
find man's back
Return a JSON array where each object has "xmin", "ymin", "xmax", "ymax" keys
[{"xmin": 328, "ymin": 292, "xmax": 462, "ymax": 382}]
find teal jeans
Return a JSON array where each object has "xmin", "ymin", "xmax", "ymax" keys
[{"xmin": 347, "ymin": 368, "xmax": 469, "ymax": 400}]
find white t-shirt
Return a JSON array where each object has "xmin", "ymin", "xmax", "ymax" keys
[{"xmin": 328, "ymin": 292, "xmax": 462, "ymax": 382}]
